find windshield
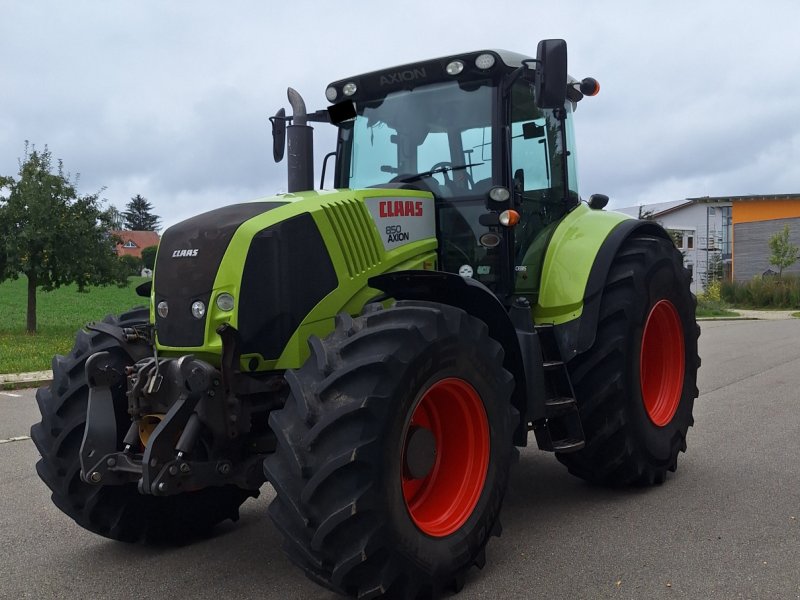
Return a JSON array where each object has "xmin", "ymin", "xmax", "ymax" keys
[{"xmin": 341, "ymin": 80, "xmax": 494, "ymax": 197}]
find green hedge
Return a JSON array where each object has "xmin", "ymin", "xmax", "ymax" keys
[{"xmin": 720, "ymin": 275, "xmax": 800, "ymax": 308}]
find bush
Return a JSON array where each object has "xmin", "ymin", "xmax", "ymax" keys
[
  {"xmin": 141, "ymin": 245, "xmax": 158, "ymax": 270},
  {"xmin": 720, "ymin": 275, "xmax": 800, "ymax": 308},
  {"xmin": 702, "ymin": 280, "xmax": 722, "ymax": 302},
  {"xmin": 697, "ymin": 280, "xmax": 737, "ymax": 316},
  {"xmin": 118, "ymin": 255, "xmax": 142, "ymax": 276}
]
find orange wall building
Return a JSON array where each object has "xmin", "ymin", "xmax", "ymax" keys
[
  {"xmin": 730, "ymin": 195, "xmax": 800, "ymax": 280},
  {"xmin": 619, "ymin": 194, "xmax": 800, "ymax": 289}
]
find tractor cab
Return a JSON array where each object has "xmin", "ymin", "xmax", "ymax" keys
[{"xmin": 275, "ymin": 43, "xmax": 599, "ymax": 302}]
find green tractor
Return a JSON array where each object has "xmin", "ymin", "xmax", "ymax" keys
[{"xmin": 32, "ymin": 40, "xmax": 698, "ymax": 598}]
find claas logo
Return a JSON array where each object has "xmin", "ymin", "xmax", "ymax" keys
[
  {"xmin": 172, "ymin": 249, "xmax": 199, "ymax": 258},
  {"xmin": 379, "ymin": 200, "xmax": 424, "ymax": 218}
]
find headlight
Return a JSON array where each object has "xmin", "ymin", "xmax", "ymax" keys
[
  {"xmin": 488, "ymin": 186, "xmax": 511, "ymax": 203},
  {"xmin": 191, "ymin": 301, "xmax": 206, "ymax": 320},
  {"xmin": 216, "ymin": 293, "xmax": 235, "ymax": 312},
  {"xmin": 475, "ymin": 53, "xmax": 496, "ymax": 70},
  {"xmin": 446, "ymin": 60, "xmax": 464, "ymax": 75},
  {"xmin": 157, "ymin": 301, "xmax": 169, "ymax": 318}
]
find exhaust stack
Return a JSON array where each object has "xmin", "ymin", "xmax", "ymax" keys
[{"xmin": 286, "ymin": 88, "xmax": 314, "ymax": 193}]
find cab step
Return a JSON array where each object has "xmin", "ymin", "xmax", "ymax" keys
[{"xmin": 531, "ymin": 324, "xmax": 585, "ymax": 454}]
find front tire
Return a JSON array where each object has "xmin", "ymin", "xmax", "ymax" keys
[
  {"xmin": 30, "ymin": 308, "xmax": 256, "ymax": 543},
  {"xmin": 556, "ymin": 235, "xmax": 699, "ymax": 485},
  {"xmin": 264, "ymin": 301, "xmax": 515, "ymax": 598}
]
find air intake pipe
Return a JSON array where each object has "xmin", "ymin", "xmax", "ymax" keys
[{"xmin": 286, "ymin": 87, "xmax": 314, "ymax": 193}]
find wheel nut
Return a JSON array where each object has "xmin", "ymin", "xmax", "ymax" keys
[
  {"xmin": 106, "ymin": 457, "xmax": 117, "ymax": 467},
  {"xmin": 180, "ymin": 462, "xmax": 190, "ymax": 473},
  {"xmin": 168, "ymin": 465, "xmax": 178, "ymax": 476},
  {"xmin": 217, "ymin": 463, "xmax": 231, "ymax": 476},
  {"xmin": 158, "ymin": 482, "xmax": 167, "ymax": 492},
  {"xmin": 89, "ymin": 471, "xmax": 102, "ymax": 483}
]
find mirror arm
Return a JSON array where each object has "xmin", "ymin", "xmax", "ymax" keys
[
  {"xmin": 306, "ymin": 109, "xmax": 332, "ymax": 124},
  {"xmin": 502, "ymin": 59, "xmax": 538, "ymax": 95}
]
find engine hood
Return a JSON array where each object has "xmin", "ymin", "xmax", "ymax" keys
[
  {"xmin": 153, "ymin": 201, "xmax": 287, "ymax": 348},
  {"xmin": 151, "ymin": 188, "xmax": 438, "ymax": 371}
]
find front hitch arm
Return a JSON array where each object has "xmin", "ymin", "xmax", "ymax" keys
[
  {"xmin": 80, "ymin": 351, "xmax": 129, "ymax": 485},
  {"xmin": 139, "ymin": 356, "xmax": 213, "ymax": 494}
]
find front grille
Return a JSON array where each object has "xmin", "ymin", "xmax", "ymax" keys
[{"xmin": 238, "ymin": 213, "xmax": 338, "ymax": 360}]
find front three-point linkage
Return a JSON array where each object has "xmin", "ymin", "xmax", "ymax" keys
[{"xmin": 80, "ymin": 352, "xmax": 264, "ymax": 496}]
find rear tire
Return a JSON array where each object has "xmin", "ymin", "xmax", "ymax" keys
[
  {"xmin": 30, "ymin": 308, "xmax": 256, "ymax": 543},
  {"xmin": 264, "ymin": 301, "xmax": 516, "ymax": 598},
  {"xmin": 556, "ymin": 235, "xmax": 699, "ymax": 485}
]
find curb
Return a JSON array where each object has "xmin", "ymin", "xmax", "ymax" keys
[
  {"xmin": 0, "ymin": 371, "xmax": 53, "ymax": 391},
  {"xmin": 696, "ymin": 317, "xmax": 757, "ymax": 322}
]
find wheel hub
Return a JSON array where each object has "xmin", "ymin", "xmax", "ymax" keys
[
  {"xmin": 404, "ymin": 426, "xmax": 437, "ymax": 480},
  {"xmin": 640, "ymin": 299, "xmax": 685, "ymax": 426},
  {"xmin": 401, "ymin": 378, "xmax": 489, "ymax": 537}
]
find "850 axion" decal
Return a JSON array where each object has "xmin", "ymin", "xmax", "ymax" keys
[{"xmin": 365, "ymin": 197, "xmax": 435, "ymax": 251}]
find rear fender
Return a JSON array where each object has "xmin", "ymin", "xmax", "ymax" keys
[{"xmin": 536, "ymin": 204, "xmax": 672, "ymax": 360}]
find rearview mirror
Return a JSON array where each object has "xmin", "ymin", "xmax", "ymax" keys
[
  {"xmin": 535, "ymin": 39, "xmax": 568, "ymax": 109},
  {"xmin": 270, "ymin": 108, "xmax": 287, "ymax": 162}
]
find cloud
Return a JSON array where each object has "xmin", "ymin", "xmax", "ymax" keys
[{"xmin": 3, "ymin": 0, "xmax": 800, "ymax": 226}]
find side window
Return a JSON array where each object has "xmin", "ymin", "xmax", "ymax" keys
[
  {"xmin": 510, "ymin": 82, "xmax": 550, "ymax": 192},
  {"xmin": 511, "ymin": 118, "xmax": 551, "ymax": 190},
  {"xmin": 349, "ymin": 119, "xmax": 398, "ymax": 188}
]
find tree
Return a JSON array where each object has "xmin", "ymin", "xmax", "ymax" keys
[
  {"xmin": 768, "ymin": 224, "xmax": 799, "ymax": 278},
  {"xmin": 638, "ymin": 205, "xmax": 655, "ymax": 220},
  {"xmin": 104, "ymin": 205, "xmax": 124, "ymax": 230},
  {"xmin": 666, "ymin": 228, "xmax": 684, "ymax": 250},
  {"xmin": 123, "ymin": 194, "xmax": 161, "ymax": 231},
  {"xmin": 140, "ymin": 245, "xmax": 158, "ymax": 271},
  {"xmin": 0, "ymin": 143, "xmax": 127, "ymax": 333},
  {"xmin": 703, "ymin": 251, "xmax": 724, "ymax": 286}
]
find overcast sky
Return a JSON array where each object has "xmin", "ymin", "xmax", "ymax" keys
[{"xmin": 3, "ymin": 1, "xmax": 799, "ymax": 229}]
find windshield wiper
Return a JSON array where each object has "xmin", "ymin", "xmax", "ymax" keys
[{"xmin": 394, "ymin": 162, "xmax": 484, "ymax": 183}]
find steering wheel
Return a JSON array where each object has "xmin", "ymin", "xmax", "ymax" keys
[
  {"xmin": 428, "ymin": 161, "xmax": 454, "ymax": 185},
  {"xmin": 435, "ymin": 162, "xmax": 478, "ymax": 193}
]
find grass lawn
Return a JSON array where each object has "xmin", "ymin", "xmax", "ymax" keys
[
  {"xmin": 793, "ymin": 312, "xmax": 800, "ymax": 319},
  {"xmin": 696, "ymin": 306, "xmax": 740, "ymax": 318},
  {"xmin": 0, "ymin": 276, "xmax": 148, "ymax": 374}
]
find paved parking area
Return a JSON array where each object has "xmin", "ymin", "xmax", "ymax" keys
[{"xmin": 1, "ymin": 319, "xmax": 799, "ymax": 599}]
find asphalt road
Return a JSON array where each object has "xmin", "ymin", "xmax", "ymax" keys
[{"xmin": 1, "ymin": 319, "xmax": 799, "ymax": 599}]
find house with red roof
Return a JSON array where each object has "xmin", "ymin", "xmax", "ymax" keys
[{"xmin": 112, "ymin": 230, "xmax": 160, "ymax": 259}]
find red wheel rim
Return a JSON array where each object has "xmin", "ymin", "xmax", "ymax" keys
[
  {"xmin": 640, "ymin": 299, "xmax": 685, "ymax": 426},
  {"xmin": 401, "ymin": 378, "xmax": 489, "ymax": 537}
]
